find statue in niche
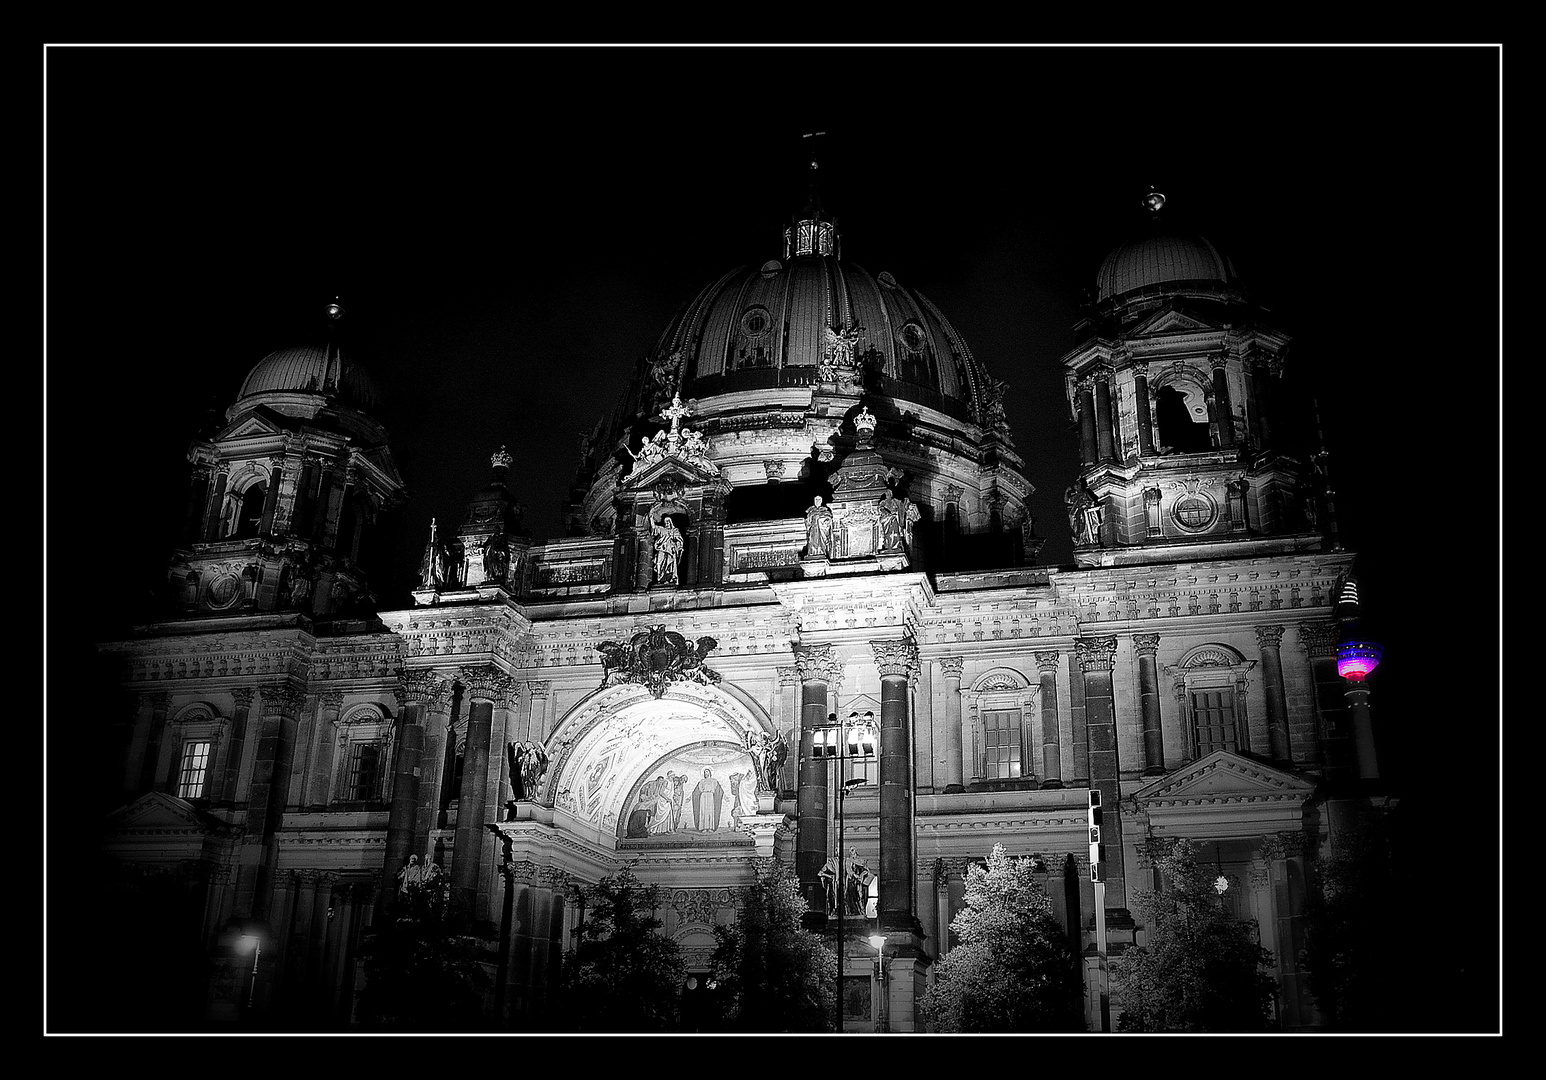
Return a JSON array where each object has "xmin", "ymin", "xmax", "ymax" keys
[
  {"xmin": 1066, "ymin": 485, "xmax": 1096, "ymax": 545},
  {"xmin": 766, "ymin": 734, "xmax": 788, "ymax": 792},
  {"xmin": 878, "ymin": 493, "xmax": 918, "ymax": 553},
  {"xmin": 652, "ymin": 517, "xmax": 685, "ymax": 586},
  {"xmin": 730, "ymin": 771, "xmax": 754, "ymax": 827},
  {"xmin": 804, "ymin": 496, "xmax": 834, "ymax": 557},
  {"xmin": 507, "ymin": 740, "xmax": 550, "ymax": 802},
  {"xmin": 692, "ymin": 768, "xmax": 725, "ymax": 831}
]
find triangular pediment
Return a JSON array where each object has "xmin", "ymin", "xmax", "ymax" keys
[
  {"xmin": 105, "ymin": 791, "xmax": 230, "ymax": 837},
  {"xmin": 1135, "ymin": 751, "xmax": 1315, "ymax": 838},
  {"xmin": 213, "ymin": 406, "xmax": 287, "ymax": 442},
  {"xmin": 1131, "ymin": 305, "xmax": 1220, "ymax": 339},
  {"xmin": 622, "ymin": 455, "xmax": 724, "ymax": 493}
]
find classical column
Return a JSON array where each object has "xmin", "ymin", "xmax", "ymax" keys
[
  {"xmin": 258, "ymin": 457, "xmax": 283, "ymax": 535},
  {"xmin": 1076, "ymin": 381, "xmax": 1098, "ymax": 466},
  {"xmin": 939, "ymin": 657, "xmax": 966, "ymax": 793},
  {"xmin": 218, "ymin": 687, "xmax": 257, "ymax": 805},
  {"xmin": 379, "ymin": 671, "xmax": 438, "ymax": 917},
  {"xmin": 524, "ymin": 682, "xmax": 551, "ymax": 744},
  {"xmin": 245, "ymin": 684, "xmax": 309, "ymax": 923},
  {"xmin": 184, "ymin": 461, "xmax": 213, "ymax": 545},
  {"xmin": 202, "ymin": 463, "xmax": 229, "ymax": 541},
  {"xmin": 1093, "ymin": 373, "xmax": 1117, "ymax": 462},
  {"xmin": 134, "ymin": 691, "xmax": 172, "ymax": 794},
  {"xmin": 1076, "ymin": 636, "xmax": 1125, "ymax": 909},
  {"xmin": 1297, "ymin": 621, "xmax": 1339, "ymax": 772},
  {"xmin": 285, "ymin": 869, "xmax": 319, "ymax": 997},
  {"xmin": 413, "ymin": 673, "xmax": 458, "ymax": 861},
  {"xmin": 775, "ymin": 665, "xmax": 800, "ymax": 794},
  {"xmin": 271, "ymin": 449, "xmax": 301, "ymax": 536},
  {"xmin": 1034, "ymin": 651, "xmax": 1063, "ymax": 788},
  {"xmin": 317, "ymin": 461, "xmax": 348, "ymax": 547},
  {"xmin": 793, "ymin": 644, "xmax": 835, "ymax": 919},
  {"xmin": 1067, "ymin": 653, "xmax": 1089, "ymax": 786},
  {"xmin": 1133, "ymin": 634, "xmax": 1166, "ymax": 776},
  {"xmin": 1211, "ymin": 355, "xmax": 1237, "ymax": 450},
  {"xmin": 453, "ymin": 666, "xmax": 507, "ymax": 914},
  {"xmin": 1256, "ymin": 625, "xmax": 1292, "ymax": 763},
  {"xmin": 1133, "ymin": 364, "xmax": 1155, "ymax": 456},
  {"xmin": 304, "ymin": 692, "xmax": 344, "ymax": 808},
  {"xmin": 871, "ymin": 637, "xmax": 920, "ymax": 934}
]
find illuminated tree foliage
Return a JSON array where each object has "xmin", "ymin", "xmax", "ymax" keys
[
  {"xmin": 553, "ymin": 866, "xmax": 685, "ymax": 1033},
  {"xmin": 356, "ymin": 869, "xmax": 493, "ymax": 1032},
  {"xmin": 710, "ymin": 858, "xmax": 837, "ymax": 1032},
  {"xmin": 919, "ymin": 844, "xmax": 1084, "ymax": 1032},
  {"xmin": 1112, "ymin": 838, "xmax": 1277, "ymax": 1032}
]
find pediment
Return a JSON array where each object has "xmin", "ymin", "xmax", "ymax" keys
[
  {"xmin": 213, "ymin": 407, "xmax": 287, "ymax": 442},
  {"xmin": 622, "ymin": 456, "xmax": 725, "ymax": 494},
  {"xmin": 1135, "ymin": 751, "xmax": 1315, "ymax": 838},
  {"xmin": 105, "ymin": 791, "xmax": 230, "ymax": 837},
  {"xmin": 1129, "ymin": 304, "xmax": 1221, "ymax": 339}
]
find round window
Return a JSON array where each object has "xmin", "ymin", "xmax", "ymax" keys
[
  {"xmin": 206, "ymin": 573, "xmax": 241, "ymax": 608},
  {"xmin": 898, "ymin": 322, "xmax": 926, "ymax": 352},
  {"xmin": 740, "ymin": 308, "xmax": 770, "ymax": 336},
  {"xmin": 1171, "ymin": 493, "xmax": 1217, "ymax": 531}
]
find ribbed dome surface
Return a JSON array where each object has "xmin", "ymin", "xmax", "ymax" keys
[
  {"xmin": 236, "ymin": 344, "xmax": 383, "ymax": 413},
  {"xmin": 651, "ymin": 254, "xmax": 985, "ymax": 422},
  {"xmin": 1096, "ymin": 232, "xmax": 1237, "ymax": 303}
]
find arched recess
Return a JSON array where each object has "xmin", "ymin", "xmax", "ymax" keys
[
  {"xmin": 964, "ymin": 667, "xmax": 1036, "ymax": 784},
  {"xmin": 217, "ymin": 461, "xmax": 271, "ymax": 539},
  {"xmin": 544, "ymin": 680, "xmax": 774, "ymax": 846},
  {"xmin": 1150, "ymin": 364, "xmax": 1214, "ymax": 453}
]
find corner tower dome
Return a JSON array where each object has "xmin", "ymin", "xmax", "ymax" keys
[
  {"xmin": 1094, "ymin": 189, "xmax": 1240, "ymax": 310},
  {"xmin": 568, "ymin": 155, "xmax": 1036, "ymax": 569}
]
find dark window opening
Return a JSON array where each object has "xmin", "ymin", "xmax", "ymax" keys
[{"xmin": 1155, "ymin": 385, "xmax": 1213, "ymax": 453}]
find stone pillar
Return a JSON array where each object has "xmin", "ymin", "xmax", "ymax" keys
[
  {"xmin": 185, "ymin": 462, "xmax": 213, "ymax": 545},
  {"xmin": 293, "ymin": 454, "xmax": 319, "ymax": 538},
  {"xmin": 286, "ymin": 869, "xmax": 319, "ymax": 998},
  {"xmin": 1094, "ymin": 374, "xmax": 1117, "ymax": 462},
  {"xmin": 1264, "ymin": 832, "xmax": 1313, "ymax": 1028},
  {"xmin": 317, "ymin": 461, "xmax": 348, "ymax": 547},
  {"xmin": 1034, "ymin": 651, "xmax": 1063, "ymax": 788},
  {"xmin": 202, "ymin": 463, "xmax": 229, "ymax": 541},
  {"xmin": 1076, "ymin": 636, "xmax": 1125, "ymax": 908},
  {"xmin": 134, "ymin": 691, "xmax": 172, "ymax": 794},
  {"xmin": 1211, "ymin": 355, "xmax": 1237, "ymax": 450},
  {"xmin": 524, "ymin": 682, "xmax": 551, "ymax": 745},
  {"xmin": 775, "ymin": 665, "xmax": 800, "ymax": 795},
  {"xmin": 1297, "ymin": 621, "xmax": 1338, "ymax": 772},
  {"xmin": 453, "ymin": 666, "xmax": 505, "ymax": 914},
  {"xmin": 1067, "ymin": 652, "xmax": 1089, "ymax": 786},
  {"xmin": 939, "ymin": 657, "xmax": 965, "ymax": 793},
  {"xmin": 244, "ymin": 684, "xmax": 308, "ymax": 923},
  {"xmin": 379, "ymin": 672, "xmax": 438, "ymax": 918},
  {"xmin": 218, "ymin": 687, "xmax": 257, "ymax": 805},
  {"xmin": 303, "ymin": 691, "xmax": 344, "ymax": 808},
  {"xmin": 413, "ymin": 674, "xmax": 458, "ymax": 860},
  {"xmin": 1134, "ymin": 634, "xmax": 1166, "ymax": 775},
  {"xmin": 258, "ymin": 457, "xmax": 283, "ymax": 535},
  {"xmin": 871, "ymin": 637, "xmax": 919, "ymax": 934},
  {"xmin": 1076, "ymin": 382, "xmax": 1098, "ymax": 466},
  {"xmin": 1133, "ymin": 366, "xmax": 1155, "ymax": 456},
  {"xmin": 1256, "ymin": 625, "xmax": 1292, "ymax": 763},
  {"xmin": 272, "ymin": 449, "xmax": 301, "ymax": 536},
  {"xmin": 793, "ymin": 644, "xmax": 834, "ymax": 919}
]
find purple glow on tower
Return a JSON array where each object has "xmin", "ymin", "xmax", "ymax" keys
[{"xmin": 1336, "ymin": 640, "xmax": 1383, "ymax": 682}]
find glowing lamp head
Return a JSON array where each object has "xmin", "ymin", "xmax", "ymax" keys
[{"xmin": 1336, "ymin": 640, "xmax": 1383, "ymax": 682}]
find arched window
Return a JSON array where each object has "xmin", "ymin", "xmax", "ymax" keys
[{"xmin": 1169, "ymin": 645, "xmax": 1257, "ymax": 759}]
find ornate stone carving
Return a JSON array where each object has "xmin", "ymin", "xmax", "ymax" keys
[
  {"xmin": 776, "ymin": 665, "xmax": 800, "ymax": 687},
  {"xmin": 1075, "ymin": 636, "xmax": 1118, "ymax": 672},
  {"xmin": 871, "ymin": 637, "xmax": 919, "ymax": 680},
  {"xmin": 230, "ymin": 687, "xmax": 256, "ymax": 709},
  {"xmin": 1297, "ymin": 620, "xmax": 1337, "ymax": 657},
  {"xmin": 792, "ymin": 644, "xmax": 837, "ymax": 685},
  {"xmin": 938, "ymin": 656, "xmax": 965, "ymax": 680},
  {"xmin": 319, "ymin": 690, "xmax": 345, "ymax": 711},
  {"xmin": 1033, "ymin": 650, "xmax": 1062, "ymax": 672},
  {"xmin": 1254, "ymin": 625, "xmax": 1286, "ymax": 650},
  {"xmin": 671, "ymin": 887, "xmax": 736, "ymax": 925},
  {"xmin": 402, "ymin": 670, "xmax": 455, "ymax": 708},
  {"xmin": 595, "ymin": 625, "xmax": 721, "ymax": 698},
  {"xmin": 460, "ymin": 665, "xmax": 513, "ymax": 702},
  {"xmin": 1132, "ymin": 633, "xmax": 1161, "ymax": 657}
]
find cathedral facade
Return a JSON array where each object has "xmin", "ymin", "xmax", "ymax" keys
[{"xmin": 95, "ymin": 178, "xmax": 1380, "ymax": 1033}]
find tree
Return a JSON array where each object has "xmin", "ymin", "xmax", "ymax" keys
[
  {"xmin": 552, "ymin": 866, "xmax": 686, "ymax": 1032},
  {"xmin": 356, "ymin": 865, "xmax": 494, "ymax": 1031},
  {"xmin": 1112, "ymin": 838, "xmax": 1278, "ymax": 1032},
  {"xmin": 918, "ymin": 844, "xmax": 1084, "ymax": 1032},
  {"xmin": 709, "ymin": 858, "xmax": 836, "ymax": 1032}
]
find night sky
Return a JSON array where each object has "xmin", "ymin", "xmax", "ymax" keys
[{"xmin": 47, "ymin": 45, "xmax": 1500, "ymax": 950}]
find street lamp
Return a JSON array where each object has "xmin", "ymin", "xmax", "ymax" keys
[
  {"xmin": 236, "ymin": 933, "xmax": 261, "ymax": 1011},
  {"xmin": 869, "ymin": 933, "xmax": 888, "ymax": 1032},
  {"xmin": 812, "ymin": 710, "xmax": 878, "ymax": 1032}
]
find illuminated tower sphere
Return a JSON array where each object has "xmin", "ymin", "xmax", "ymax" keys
[{"xmin": 565, "ymin": 165, "xmax": 1035, "ymax": 572}]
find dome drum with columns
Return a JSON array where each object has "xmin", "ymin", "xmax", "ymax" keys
[{"xmin": 96, "ymin": 173, "xmax": 1381, "ymax": 1034}]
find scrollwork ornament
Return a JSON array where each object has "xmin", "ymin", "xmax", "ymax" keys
[
  {"xmin": 1297, "ymin": 621, "xmax": 1337, "ymax": 657},
  {"xmin": 938, "ymin": 656, "xmax": 965, "ymax": 680},
  {"xmin": 1132, "ymin": 633, "xmax": 1161, "ymax": 658},
  {"xmin": 459, "ymin": 665, "xmax": 513, "ymax": 702},
  {"xmin": 1075, "ymin": 636, "xmax": 1118, "ymax": 672},
  {"xmin": 871, "ymin": 637, "xmax": 918, "ymax": 680},
  {"xmin": 1254, "ymin": 625, "xmax": 1286, "ymax": 650},
  {"xmin": 230, "ymin": 687, "xmax": 256, "ymax": 709},
  {"xmin": 319, "ymin": 690, "xmax": 345, "ymax": 711},
  {"xmin": 792, "ymin": 644, "xmax": 837, "ymax": 684},
  {"xmin": 1034, "ymin": 649, "xmax": 1062, "ymax": 672}
]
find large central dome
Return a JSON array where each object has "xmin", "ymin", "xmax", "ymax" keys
[{"xmin": 568, "ymin": 195, "xmax": 1034, "ymax": 568}]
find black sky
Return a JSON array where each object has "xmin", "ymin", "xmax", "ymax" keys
[{"xmin": 48, "ymin": 45, "xmax": 1501, "ymax": 835}]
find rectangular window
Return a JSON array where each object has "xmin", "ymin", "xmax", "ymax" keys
[
  {"xmin": 1191, "ymin": 689, "xmax": 1238, "ymax": 756},
  {"xmin": 346, "ymin": 741, "xmax": 383, "ymax": 802},
  {"xmin": 982, "ymin": 709, "xmax": 1022, "ymax": 779},
  {"xmin": 177, "ymin": 740, "xmax": 211, "ymax": 799}
]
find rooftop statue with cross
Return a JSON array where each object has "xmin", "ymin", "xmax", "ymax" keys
[{"xmin": 660, "ymin": 393, "xmax": 691, "ymax": 452}]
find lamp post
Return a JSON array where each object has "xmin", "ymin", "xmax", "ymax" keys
[
  {"xmin": 237, "ymin": 933, "xmax": 262, "ymax": 1012},
  {"xmin": 869, "ymin": 933, "xmax": 888, "ymax": 1032},
  {"xmin": 812, "ymin": 710, "xmax": 878, "ymax": 1032}
]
